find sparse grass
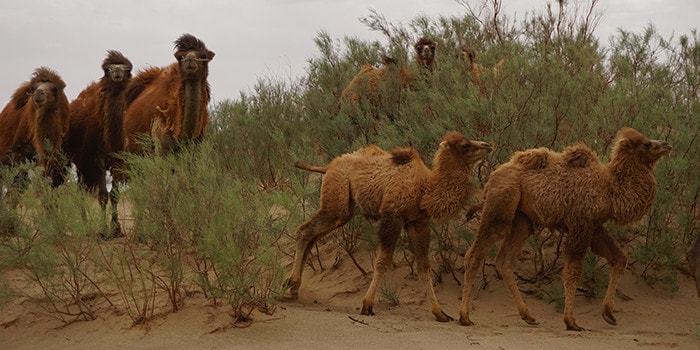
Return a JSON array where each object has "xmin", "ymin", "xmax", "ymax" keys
[{"xmin": 380, "ymin": 281, "xmax": 401, "ymax": 307}]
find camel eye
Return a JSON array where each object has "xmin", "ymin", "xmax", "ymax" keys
[
  {"xmin": 459, "ymin": 143, "xmax": 471, "ymax": 152},
  {"xmin": 199, "ymin": 53, "xmax": 208, "ymax": 60},
  {"xmin": 643, "ymin": 141, "xmax": 651, "ymax": 148}
]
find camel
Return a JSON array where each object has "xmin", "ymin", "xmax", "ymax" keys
[
  {"xmin": 688, "ymin": 235, "xmax": 700, "ymax": 303},
  {"xmin": 0, "ymin": 67, "xmax": 70, "ymax": 186},
  {"xmin": 286, "ymin": 131, "xmax": 492, "ymax": 322},
  {"xmin": 65, "ymin": 50, "xmax": 132, "ymax": 238},
  {"xmin": 123, "ymin": 33, "xmax": 215, "ymax": 153},
  {"xmin": 458, "ymin": 127, "xmax": 672, "ymax": 331},
  {"xmin": 459, "ymin": 45, "xmax": 505, "ymax": 94},
  {"xmin": 339, "ymin": 37, "xmax": 437, "ymax": 129}
]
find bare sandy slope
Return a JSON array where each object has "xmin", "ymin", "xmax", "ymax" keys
[{"xmin": 1, "ymin": 246, "xmax": 699, "ymax": 350}]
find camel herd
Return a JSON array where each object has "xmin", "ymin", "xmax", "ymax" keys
[{"xmin": 0, "ymin": 33, "xmax": 697, "ymax": 331}]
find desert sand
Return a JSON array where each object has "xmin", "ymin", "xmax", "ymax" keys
[{"xmin": 1, "ymin": 242, "xmax": 699, "ymax": 350}]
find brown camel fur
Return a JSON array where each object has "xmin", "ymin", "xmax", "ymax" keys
[
  {"xmin": 688, "ymin": 235, "xmax": 700, "ymax": 303},
  {"xmin": 65, "ymin": 50, "xmax": 132, "ymax": 238},
  {"xmin": 459, "ymin": 45, "xmax": 505, "ymax": 94},
  {"xmin": 339, "ymin": 37, "xmax": 436, "ymax": 126},
  {"xmin": 286, "ymin": 132, "xmax": 492, "ymax": 322},
  {"xmin": 123, "ymin": 34, "xmax": 215, "ymax": 153},
  {"xmin": 458, "ymin": 128, "xmax": 672, "ymax": 331},
  {"xmin": 0, "ymin": 67, "xmax": 70, "ymax": 186}
]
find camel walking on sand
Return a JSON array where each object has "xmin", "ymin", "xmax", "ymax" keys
[
  {"xmin": 287, "ymin": 131, "xmax": 492, "ymax": 322},
  {"xmin": 459, "ymin": 127, "xmax": 671, "ymax": 331}
]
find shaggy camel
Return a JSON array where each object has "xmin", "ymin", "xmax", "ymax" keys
[
  {"xmin": 0, "ymin": 67, "xmax": 70, "ymax": 186},
  {"xmin": 458, "ymin": 128, "xmax": 672, "ymax": 331},
  {"xmin": 124, "ymin": 33, "xmax": 215, "ymax": 153},
  {"xmin": 286, "ymin": 132, "xmax": 492, "ymax": 322},
  {"xmin": 688, "ymin": 235, "xmax": 700, "ymax": 303},
  {"xmin": 65, "ymin": 50, "xmax": 132, "ymax": 238},
  {"xmin": 339, "ymin": 37, "xmax": 437, "ymax": 129}
]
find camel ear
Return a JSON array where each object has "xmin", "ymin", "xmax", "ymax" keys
[
  {"xmin": 439, "ymin": 141, "xmax": 447, "ymax": 149},
  {"xmin": 207, "ymin": 51, "xmax": 216, "ymax": 60}
]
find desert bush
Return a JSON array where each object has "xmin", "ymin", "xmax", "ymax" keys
[
  {"xmin": 123, "ymin": 139, "xmax": 288, "ymax": 322},
  {"xmin": 0, "ymin": 166, "xmax": 108, "ymax": 324}
]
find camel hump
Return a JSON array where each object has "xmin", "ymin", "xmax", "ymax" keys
[
  {"xmin": 562, "ymin": 144, "xmax": 596, "ymax": 167},
  {"xmin": 125, "ymin": 66, "xmax": 163, "ymax": 105},
  {"xmin": 513, "ymin": 148, "xmax": 549, "ymax": 169},
  {"xmin": 390, "ymin": 147, "xmax": 418, "ymax": 166}
]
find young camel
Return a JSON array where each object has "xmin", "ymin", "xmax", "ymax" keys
[
  {"xmin": 286, "ymin": 131, "xmax": 492, "ymax": 322},
  {"xmin": 459, "ymin": 127, "xmax": 672, "ymax": 331}
]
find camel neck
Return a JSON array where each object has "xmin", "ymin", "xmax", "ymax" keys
[
  {"xmin": 102, "ymin": 86, "xmax": 126, "ymax": 154},
  {"xmin": 181, "ymin": 78, "xmax": 203, "ymax": 139},
  {"xmin": 608, "ymin": 156, "xmax": 657, "ymax": 225}
]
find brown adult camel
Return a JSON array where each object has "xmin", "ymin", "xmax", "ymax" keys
[
  {"xmin": 0, "ymin": 67, "xmax": 70, "ymax": 186},
  {"xmin": 123, "ymin": 33, "xmax": 215, "ymax": 153},
  {"xmin": 66, "ymin": 50, "xmax": 133, "ymax": 238},
  {"xmin": 458, "ymin": 128, "xmax": 672, "ymax": 331},
  {"xmin": 286, "ymin": 131, "xmax": 492, "ymax": 322}
]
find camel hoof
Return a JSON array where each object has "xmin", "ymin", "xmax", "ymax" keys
[
  {"xmin": 361, "ymin": 305, "xmax": 375, "ymax": 316},
  {"xmin": 435, "ymin": 311, "xmax": 453, "ymax": 322},
  {"xmin": 522, "ymin": 315, "xmax": 540, "ymax": 326},
  {"xmin": 602, "ymin": 309, "xmax": 617, "ymax": 326},
  {"xmin": 565, "ymin": 321, "xmax": 585, "ymax": 331},
  {"xmin": 458, "ymin": 315, "xmax": 474, "ymax": 326}
]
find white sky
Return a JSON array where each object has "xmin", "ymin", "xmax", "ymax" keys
[{"xmin": 0, "ymin": 0, "xmax": 697, "ymax": 103}]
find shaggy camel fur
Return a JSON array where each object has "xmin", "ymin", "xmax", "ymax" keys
[
  {"xmin": 688, "ymin": 235, "xmax": 700, "ymax": 303},
  {"xmin": 458, "ymin": 128, "xmax": 672, "ymax": 331},
  {"xmin": 339, "ymin": 37, "xmax": 437, "ymax": 126},
  {"xmin": 65, "ymin": 50, "xmax": 132, "ymax": 238},
  {"xmin": 123, "ymin": 34, "xmax": 215, "ymax": 153},
  {"xmin": 0, "ymin": 67, "xmax": 70, "ymax": 186},
  {"xmin": 286, "ymin": 132, "xmax": 492, "ymax": 322}
]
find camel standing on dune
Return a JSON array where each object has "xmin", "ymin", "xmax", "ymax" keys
[
  {"xmin": 65, "ymin": 50, "xmax": 132, "ymax": 238},
  {"xmin": 0, "ymin": 67, "xmax": 70, "ymax": 186},
  {"xmin": 124, "ymin": 33, "xmax": 215, "ymax": 153},
  {"xmin": 458, "ymin": 128, "xmax": 672, "ymax": 331},
  {"xmin": 286, "ymin": 131, "xmax": 492, "ymax": 322}
]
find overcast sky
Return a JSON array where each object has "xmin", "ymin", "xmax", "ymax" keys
[{"xmin": 1, "ymin": 0, "xmax": 697, "ymax": 104}]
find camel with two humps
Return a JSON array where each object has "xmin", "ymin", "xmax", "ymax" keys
[
  {"xmin": 286, "ymin": 131, "xmax": 492, "ymax": 322},
  {"xmin": 458, "ymin": 127, "xmax": 672, "ymax": 331}
]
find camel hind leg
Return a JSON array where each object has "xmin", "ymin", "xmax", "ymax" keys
[
  {"xmin": 285, "ymin": 208, "xmax": 352, "ymax": 299},
  {"xmin": 405, "ymin": 221, "xmax": 452, "ymax": 322},
  {"xmin": 361, "ymin": 215, "xmax": 403, "ymax": 317},
  {"xmin": 459, "ymin": 188, "xmax": 520, "ymax": 326},
  {"xmin": 590, "ymin": 226, "xmax": 628, "ymax": 326},
  {"xmin": 494, "ymin": 211, "xmax": 538, "ymax": 325}
]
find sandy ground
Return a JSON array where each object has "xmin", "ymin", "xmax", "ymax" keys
[{"xmin": 1, "ymin": 244, "xmax": 699, "ymax": 350}]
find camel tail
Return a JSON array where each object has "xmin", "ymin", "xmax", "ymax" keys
[{"xmin": 294, "ymin": 160, "xmax": 327, "ymax": 174}]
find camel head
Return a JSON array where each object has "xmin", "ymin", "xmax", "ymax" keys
[
  {"xmin": 28, "ymin": 67, "xmax": 66, "ymax": 110},
  {"xmin": 173, "ymin": 33, "xmax": 215, "ymax": 78},
  {"xmin": 612, "ymin": 127, "xmax": 672, "ymax": 167},
  {"xmin": 458, "ymin": 45, "xmax": 476, "ymax": 63},
  {"xmin": 414, "ymin": 37, "xmax": 437, "ymax": 71},
  {"xmin": 436, "ymin": 131, "xmax": 492, "ymax": 169},
  {"xmin": 102, "ymin": 50, "xmax": 132, "ymax": 85}
]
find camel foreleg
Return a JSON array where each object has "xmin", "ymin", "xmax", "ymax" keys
[{"xmin": 361, "ymin": 215, "xmax": 402, "ymax": 316}]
